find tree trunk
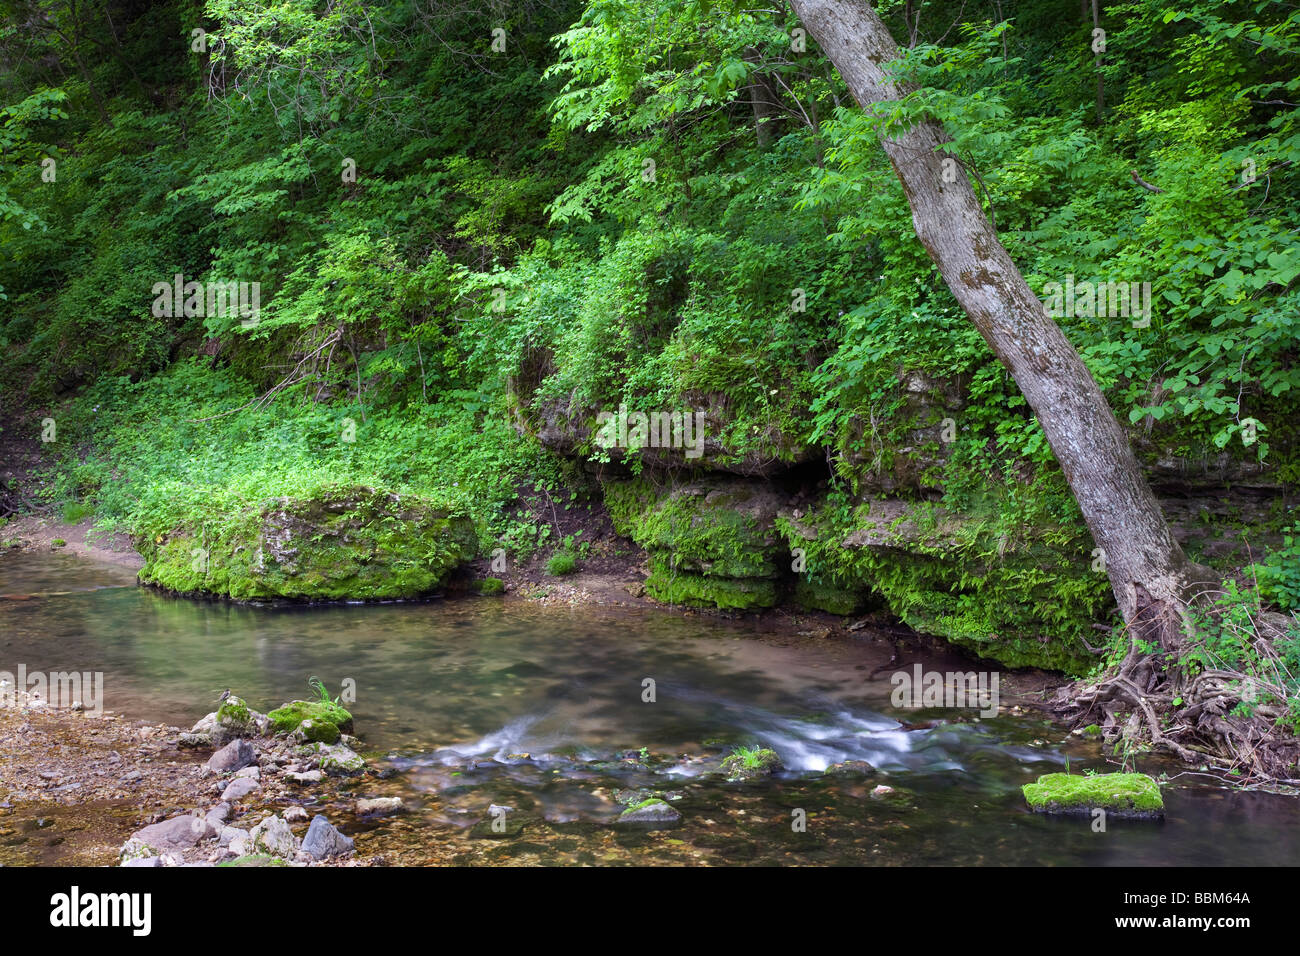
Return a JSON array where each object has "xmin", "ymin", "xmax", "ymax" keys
[
  {"xmin": 743, "ymin": 47, "xmax": 785, "ymax": 149},
  {"xmin": 786, "ymin": 0, "xmax": 1212, "ymax": 636}
]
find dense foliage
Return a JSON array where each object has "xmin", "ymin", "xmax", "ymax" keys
[{"xmin": 2, "ymin": 1, "xmax": 1298, "ymax": 670}]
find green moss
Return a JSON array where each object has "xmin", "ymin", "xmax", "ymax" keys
[
  {"xmin": 297, "ymin": 718, "xmax": 341, "ymax": 743},
  {"xmin": 51, "ymin": 539, "xmax": 66, "ymax": 547},
  {"xmin": 1022, "ymin": 772, "xmax": 1164, "ymax": 814},
  {"xmin": 777, "ymin": 495, "xmax": 1111, "ymax": 674},
  {"xmin": 794, "ymin": 578, "xmax": 867, "ymax": 616},
  {"xmin": 474, "ymin": 577, "xmax": 505, "ymax": 595},
  {"xmin": 267, "ymin": 699, "xmax": 353, "ymax": 736},
  {"xmin": 135, "ymin": 484, "xmax": 477, "ymax": 601},
  {"xmin": 316, "ymin": 743, "xmax": 366, "ymax": 775},
  {"xmin": 604, "ymin": 478, "xmax": 784, "ymax": 579},
  {"xmin": 645, "ymin": 558, "xmax": 779, "ymax": 611},
  {"xmin": 216, "ymin": 697, "xmax": 251, "ymax": 726}
]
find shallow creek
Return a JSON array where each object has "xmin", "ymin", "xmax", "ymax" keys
[{"xmin": 2, "ymin": 552, "xmax": 1298, "ymax": 866}]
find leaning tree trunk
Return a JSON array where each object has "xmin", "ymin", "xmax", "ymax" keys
[{"xmin": 786, "ymin": 0, "xmax": 1213, "ymax": 642}]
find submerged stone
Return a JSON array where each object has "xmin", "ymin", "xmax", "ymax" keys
[
  {"xmin": 356, "ymin": 797, "xmax": 404, "ymax": 817},
  {"xmin": 823, "ymin": 760, "xmax": 875, "ymax": 777},
  {"xmin": 616, "ymin": 798, "xmax": 682, "ymax": 826},
  {"xmin": 1022, "ymin": 772, "xmax": 1164, "ymax": 818},
  {"xmin": 136, "ymin": 485, "xmax": 477, "ymax": 601}
]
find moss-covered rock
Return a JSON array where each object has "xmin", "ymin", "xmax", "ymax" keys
[
  {"xmin": 297, "ymin": 718, "xmax": 340, "ymax": 744},
  {"xmin": 719, "ymin": 746, "xmax": 783, "ymax": 781},
  {"xmin": 1022, "ymin": 772, "xmax": 1164, "ymax": 818},
  {"xmin": 472, "ymin": 577, "xmax": 505, "ymax": 595},
  {"xmin": 135, "ymin": 484, "xmax": 477, "ymax": 602},
  {"xmin": 268, "ymin": 699, "xmax": 353, "ymax": 737},
  {"xmin": 607, "ymin": 477, "xmax": 787, "ymax": 610},
  {"xmin": 314, "ymin": 742, "xmax": 366, "ymax": 776},
  {"xmin": 211, "ymin": 695, "xmax": 260, "ymax": 743},
  {"xmin": 794, "ymin": 578, "xmax": 868, "ymax": 616},
  {"xmin": 217, "ymin": 854, "xmax": 289, "ymax": 867},
  {"xmin": 616, "ymin": 798, "xmax": 683, "ymax": 826},
  {"xmin": 605, "ymin": 477, "xmax": 786, "ymax": 578},
  {"xmin": 778, "ymin": 496, "xmax": 1110, "ymax": 674},
  {"xmin": 645, "ymin": 557, "xmax": 780, "ymax": 611}
]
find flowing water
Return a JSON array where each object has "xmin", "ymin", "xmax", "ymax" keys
[{"xmin": 3, "ymin": 551, "xmax": 1298, "ymax": 866}]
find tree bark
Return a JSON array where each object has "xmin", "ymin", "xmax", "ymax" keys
[
  {"xmin": 786, "ymin": 0, "xmax": 1212, "ymax": 631},
  {"xmin": 743, "ymin": 46, "xmax": 785, "ymax": 149}
]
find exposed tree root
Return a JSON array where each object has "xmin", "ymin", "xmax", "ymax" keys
[{"xmin": 1054, "ymin": 591, "xmax": 1300, "ymax": 787}]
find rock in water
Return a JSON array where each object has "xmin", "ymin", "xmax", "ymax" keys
[
  {"xmin": 1022, "ymin": 772, "xmax": 1164, "ymax": 819},
  {"xmin": 316, "ymin": 743, "xmax": 365, "ymax": 776},
  {"xmin": 220, "ymin": 777, "xmax": 260, "ymax": 803},
  {"xmin": 616, "ymin": 799, "xmax": 682, "ymax": 826},
  {"xmin": 356, "ymin": 797, "xmax": 404, "ymax": 817},
  {"xmin": 302, "ymin": 816, "xmax": 354, "ymax": 860},
  {"xmin": 207, "ymin": 739, "xmax": 256, "ymax": 774},
  {"xmin": 718, "ymin": 747, "xmax": 782, "ymax": 782},
  {"xmin": 824, "ymin": 760, "xmax": 875, "ymax": 777}
]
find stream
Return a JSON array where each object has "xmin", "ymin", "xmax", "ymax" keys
[{"xmin": 3, "ymin": 551, "xmax": 1298, "ymax": 866}]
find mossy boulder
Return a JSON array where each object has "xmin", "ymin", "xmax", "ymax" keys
[
  {"xmin": 473, "ymin": 577, "xmax": 505, "ymax": 595},
  {"xmin": 136, "ymin": 485, "xmax": 477, "ymax": 602},
  {"xmin": 1022, "ymin": 772, "xmax": 1164, "ymax": 818},
  {"xmin": 719, "ymin": 747, "xmax": 783, "ymax": 782},
  {"xmin": 297, "ymin": 718, "xmax": 341, "ymax": 744},
  {"xmin": 268, "ymin": 700, "xmax": 353, "ymax": 737},
  {"xmin": 211, "ymin": 695, "xmax": 263, "ymax": 743}
]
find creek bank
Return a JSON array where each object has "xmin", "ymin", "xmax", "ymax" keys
[
  {"xmin": 116, "ymin": 691, "xmax": 380, "ymax": 866},
  {"xmin": 0, "ymin": 684, "xmax": 405, "ymax": 867}
]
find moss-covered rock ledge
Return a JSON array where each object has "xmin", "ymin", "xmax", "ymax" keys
[{"xmin": 135, "ymin": 485, "xmax": 477, "ymax": 601}]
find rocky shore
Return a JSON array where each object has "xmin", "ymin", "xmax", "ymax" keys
[{"xmin": 0, "ymin": 686, "xmax": 398, "ymax": 867}]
